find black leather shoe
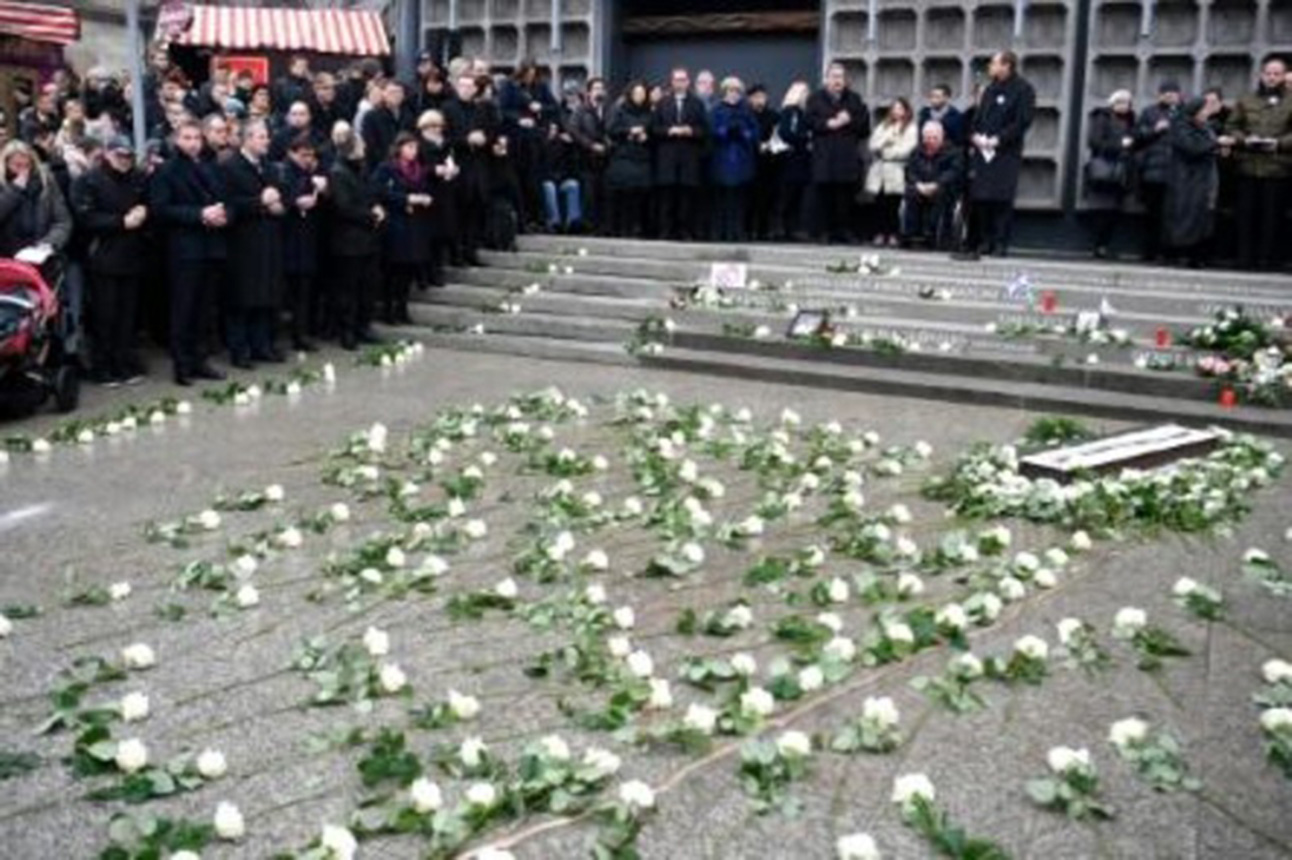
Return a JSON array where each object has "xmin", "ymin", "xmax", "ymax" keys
[
  {"xmin": 194, "ymin": 363, "xmax": 226, "ymax": 381},
  {"xmin": 293, "ymin": 339, "xmax": 318, "ymax": 353},
  {"xmin": 252, "ymin": 349, "xmax": 286, "ymax": 364},
  {"xmin": 231, "ymin": 356, "xmax": 254, "ymax": 370},
  {"xmin": 340, "ymin": 333, "xmax": 358, "ymax": 351},
  {"xmin": 357, "ymin": 329, "xmax": 383, "ymax": 345},
  {"xmin": 173, "ymin": 370, "xmax": 193, "ymax": 387}
]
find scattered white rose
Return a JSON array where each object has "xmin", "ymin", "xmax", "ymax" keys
[
  {"xmin": 998, "ymin": 576, "xmax": 1026, "ymax": 602},
  {"xmin": 951, "ymin": 652, "xmax": 984, "ymax": 678},
  {"xmin": 584, "ymin": 549, "xmax": 610, "ymax": 571},
  {"xmin": 1034, "ymin": 568, "xmax": 1058, "ymax": 589},
  {"xmin": 623, "ymin": 496, "xmax": 644, "ymax": 516},
  {"xmin": 319, "ymin": 823, "xmax": 356, "ymax": 859},
  {"xmin": 363, "ymin": 626, "xmax": 390, "ymax": 657},
  {"xmin": 448, "ymin": 689, "xmax": 481, "ymax": 720},
  {"xmin": 1108, "ymin": 717, "xmax": 1149, "ymax": 747},
  {"xmin": 196, "ymin": 748, "xmax": 227, "ymax": 779},
  {"xmin": 681, "ymin": 542, "xmax": 705, "ymax": 565},
  {"xmin": 776, "ymin": 730, "xmax": 812, "ymax": 758},
  {"xmin": 897, "ymin": 572, "xmax": 925, "ymax": 597},
  {"xmin": 109, "ymin": 581, "xmax": 132, "ymax": 601},
  {"xmin": 385, "ymin": 546, "xmax": 406, "ymax": 568},
  {"xmin": 495, "ymin": 577, "xmax": 519, "ymax": 599},
  {"xmin": 119, "ymin": 691, "xmax": 149, "ymax": 722},
  {"xmin": 175, "ymin": 400, "xmax": 192, "ymax": 415},
  {"xmin": 608, "ymin": 636, "xmax": 632, "ymax": 658},
  {"xmin": 1260, "ymin": 708, "xmax": 1292, "ymax": 732},
  {"xmin": 827, "ymin": 577, "xmax": 850, "ymax": 604},
  {"xmin": 895, "ymin": 536, "xmax": 918, "ymax": 558},
  {"xmin": 1014, "ymin": 635, "xmax": 1049, "ymax": 661},
  {"xmin": 1070, "ymin": 530, "xmax": 1093, "ymax": 552},
  {"xmin": 1013, "ymin": 551, "xmax": 1040, "ymax": 573},
  {"xmin": 76, "ymin": 428, "xmax": 94, "ymax": 444},
  {"xmin": 213, "ymin": 801, "xmax": 245, "ymax": 840},
  {"xmin": 891, "ymin": 773, "xmax": 936, "ymax": 807},
  {"xmin": 740, "ymin": 686, "xmax": 776, "ymax": 717},
  {"xmin": 885, "ymin": 622, "xmax": 915, "ymax": 645},
  {"xmin": 862, "ymin": 696, "xmax": 901, "ymax": 729},
  {"xmin": 936, "ymin": 604, "xmax": 968, "ymax": 630},
  {"xmin": 196, "ymin": 509, "xmax": 221, "ymax": 531},
  {"xmin": 539, "ymin": 734, "xmax": 571, "ymax": 761},
  {"xmin": 378, "ymin": 663, "xmax": 408, "ymax": 694},
  {"xmin": 799, "ymin": 665, "xmax": 825, "ymax": 692},
  {"xmin": 263, "ymin": 484, "xmax": 285, "ymax": 503},
  {"xmin": 459, "ymin": 736, "xmax": 488, "ymax": 768},
  {"xmin": 464, "ymin": 519, "xmax": 488, "ymax": 539},
  {"xmin": 581, "ymin": 747, "xmax": 622, "ymax": 779},
  {"xmin": 235, "ymin": 584, "xmax": 260, "ymax": 608},
  {"xmin": 683, "ymin": 703, "xmax": 718, "ymax": 735},
  {"xmin": 1112, "ymin": 607, "xmax": 1148, "ymax": 639},
  {"xmin": 612, "ymin": 606, "xmax": 636, "ymax": 630},
  {"xmin": 232, "ymin": 555, "xmax": 258, "ymax": 578},
  {"xmin": 410, "ymin": 777, "xmax": 443, "ymax": 813},
  {"xmin": 1262, "ymin": 659, "xmax": 1292, "ymax": 685},
  {"xmin": 1056, "ymin": 618, "xmax": 1084, "ymax": 646},
  {"xmin": 626, "ymin": 650, "xmax": 654, "ymax": 678},
  {"xmin": 726, "ymin": 605, "xmax": 754, "ymax": 629},
  {"xmin": 276, "ymin": 526, "xmax": 303, "ymax": 549},
  {"xmin": 647, "ymin": 678, "xmax": 673, "ymax": 709},
  {"xmin": 1046, "ymin": 746, "xmax": 1091, "ymax": 774},
  {"xmin": 836, "ymin": 832, "xmax": 881, "ymax": 860},
  {"xmin": 121, "ymin": 642, "xmax": 156, "ymax": 669},
  {"xmin": 584, "ymin": 584, "xmax": 607, "ymax": 605},
  {"xmin": 619, "ymin": 779, "xmax": 656, "ymax": 810},
  {"xmin": 1044, "ymin": 547, "xmax": 1069, "ymax": 568},
  {"xmin": 30, "ymin": 438, "xmax": 51, "ymax": 454},
  {"xmin": 731, "ymin": 653, "xmax": 757, "ymax": 677},
  {"xmin": 114, "ymin": 737, "xmax": 148, "ymax": 773},
  {"xmin": 825, "ymin": 636, "xmax": 858, "ymax": 662},
  {"xmin": 816, "ymin": 612, "xmax": 844, "ymax": 633}
]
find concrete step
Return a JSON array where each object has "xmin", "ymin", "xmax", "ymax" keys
[
  {"xmin": 406, "ymin": 303, "xmax": 637, "ymax": 343},
  {"xmin": 639, "ymin": 346, "xmax": 1292, "ymax": 438},
  {"xmin": 375, "ymin": 324, "xmax": 635, "ymax": 366},
  {"xmin": 516, "ymin": 235, "xmax": 1292, "ymax": 295}
]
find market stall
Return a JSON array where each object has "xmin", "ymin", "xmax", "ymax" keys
[{"xmin": 0, "ymin": 1, "xmax": 79, "ymax": 136}]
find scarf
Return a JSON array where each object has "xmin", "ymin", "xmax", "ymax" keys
[{"xmin": 395, "ymin": 156, "xmax": 426, "ymax": 186}]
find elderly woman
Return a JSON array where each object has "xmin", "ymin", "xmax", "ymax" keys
[
  {"xmin": 0, "ymin": 139, "xmax": 72, "ymax": 261},
  {"xmin": 866, "ymin": 97, "xmax": 918, "ymax": 246},
  {"xmin": 1164, "ymin": 97, "xmax": 1220, "ymax": 268},
  {"xmin": 1084, "ymin": 89, "xmax": 1136, "ymax": 258},
  {"xmin": 710, "ymin": 76, "xmax": 759, "ymax": 242}
]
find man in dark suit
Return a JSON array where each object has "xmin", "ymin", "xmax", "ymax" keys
[
  {"xmin": 221, "ymin": 118, "xmax": 287, "ymax": 367},
  {"xmin": 362, "ymin": 79, "xmax": 409, "ymax": 170},
  {"xmin": 651, "ymin": 67, "xmax": 709, "ymax": 240},
  {"xmin": 277, "ymin": 135, "xmax": 326, "ymax": 351},
  {"xmin": 957, "ymin": 50, "xmax": 1036, "ymax": 258},
  {"xmin": 568, "ymin": 77, "xmax": 610, "ymax": 233},
  {"xmin": 807, "ymin": 62, "xmax": 869, "ymax": 243},
  {"xmin": 443, "ymin": 73, "xmax": 498, "ymax": 266},
  {"xmin": 150, "ymin": 119, "xmax": 228, "ymax": 385},
  {"xmin": 902, "ymin": 121, "xmax": 964, "ymax": 248}
]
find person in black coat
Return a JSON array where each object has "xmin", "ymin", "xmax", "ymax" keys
[
  {"xmin": 807, "ymin": 63, "xmax": 869, "ymax": 243},
  {"xmin": 1133, "ymin": 81, "xmax": 1182, "ymax": 262},
  {"xmin": 917, "ymin": 84, "xmax": 966, "ymax": 148},
  {"xmin": 499, "ymin": 62, "xmax": 559, "ymax": 231},
  {"xmin": 747, "ymin": 85, "xmax": 781, "ymax": 240},
  {"xmin": 443, "ymin": 74, "xmax": 498, "ymax": 266},
  {"xmin": 71, "ymin": 137, "xmax": 151, "ymax": 384},
  {"xmin": 149, "ymin": 119, "xmax": 228, "ymax": 385},
  {"xmin": 361, "ymin": 80, "xmax": 409, "ymax": 171},
  {"xmin": 959, "ymin": 51, "xmax": 1036, "ymax": 258},
  {"xmin": 327, "ymin": 129, "xmax": 385, "ymax": 349},
  {"xmin": 277, "ymin": 135, "xmax": 326, "ymax": 351},
  {"xmin": 775, "ymin": 81, "xmax": 813, "ymax": 240},
  {"xmin": 605, "ymin": 83, "xmax": 654, "ymax": 238},
  {"xmin": 416, "ymin": 109, "xmax": 459, "ymax": 287},
  {"xmin": 270, "ymin": 101, "xmax": 327, "ymax": 163},
  {"xmin": 1164, "ymin": 98, "xmax": 1219, "ymax": 268},
  {"xmin": 568, "ymin": 78, "xmax": 610, "ymax": 233},
  {"xmin": 373, "ymin": 132, "xmax": 435, "ymax": 324},
  {"xmin": 220, "ymin": 119, "xmax": 287, "ymax": 367},
  {"xmin": 1083, "ymin": 92, "xmax": 1136, "ymax": 258},
  {"xmin": 901, "ymin": 121, "xmax": 964, "ymax": 249},
  {"xmin": 651, "ymin": 67, "xmax": 709, "ymax": 240},
  {"xmin": 309, "ymin": 72, "xmax": 347, "ymax": 142}
]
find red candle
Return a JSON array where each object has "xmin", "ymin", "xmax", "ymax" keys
[
  {"xmin": 1040, "ymin": 291, "xmax": 1057, "ymax": 314},
  {"xmin": 1155, "ymin": 327, "xmax": 1170, "ymax": 348},
  {"xmin": 1219, "ymin": 388, "xmax": 1237, "ymax": 409}
]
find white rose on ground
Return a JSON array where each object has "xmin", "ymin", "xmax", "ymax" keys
[
  {"xmin": 583, "ymin": 491, "xmax": 604, "ymax": 508},
  {"xmin": 464, "ymin": 519, "xmax": 488, "ymax": 539},
  {"xmin": 582, "ymin": 747, "xmax": 622, "ymax": 779},
  {"xmin": 476, "ymin": 848, "xmax": 515, "ymax": 860},
  {"xmin": 584, "ymin": 584, "xmax": 608, "ymax": 605},
  {"xmin": 276, "ymin": 527, "xmax": 303, "ymax": 548},
  {"xmin": 379, "ymin": 663, "xmax": 408, "ymax": 694},
  {"xmin": 175, "ymin": 399, "xmax": 193, "ymax": 415},
  {"xmin": 359, "ymin": 568, "xmax": 383, "ymax": 586},
  {"xmin": 885, "ymin": 622, "xmax": 914, "ymax": 645},
  {"xmin": 1046, "ymin": 746, "xmax": 1090, "ymax": 774},
  {"xmin": 976, "ymin": 593, "xmax": 1003, "ymax": 622},
  {"xmin": 895, "ymin": 536, "xmax": 918, "ymax": 557},
  {"xmin": 410, "ymin": 777, "xmax": 443, "ymax": 813},
  {"xmin": 619, "ymin": 779, "xmax": 656, "ymax": 810},
  {"xmin": 119, "ymin": 691, "xmax": 149, "ymax": 722},
  {"xmin": 495, "ymin": 578, "xmax": 519, "ymax": 599},
  {"xmin": 936, "ymin": 604, "xmax": 968, "ymax": 631},
  {"xmin": 319, "ymin": 823, "xmax": 357, "ymax": 859},
  {"xmin": 626, "ymin": 650, "xmax": 654, "ymax": 678},
  {"xmin": 1056, "ymin": 618, "xmax": 1084, "ymax": 646},
  {"xmin": 420, "ymin": 555, "xmax": 449, "ymax": 577},
  {"xmin": 836, "ymin": 832, "xmax": 880, "ymax": 860},
  {"xmin": 584, "ymin": 549, "xmax": 610, "ymax": 571},
  {"xmin": 1108, "ymin": 717, "xmax": 1149, "ymax": 748},
  {"xmin": 731, "ymin": 653, "xmax": 757, "ymax": 677},
  {"xmin": 30, "ymin": 438, "xmax": 51, "ymax": 454},
  {"xmin": 448, "ymin": 689, "xmax": 481, "ymax": 720},
  {"xmin": 197, "ymin": 509, "xmax": 221, "ymax": 531},
  {"xmin": 816, "ymin": 612, "xmax": 844, "ymax": 633},
  {"xmin": 827, "ymin": 577, "xmax": 850, "ymax": 604},
  {"xmin": 1172, "ymin": 577, "xmax": 1199, "ymax": 597},
  {"xmin": 540, "ymin": 734, "xmax": 571, "ymax": 761},
  {"xmin": 1014, "ymin": 635, "xmax": 1049, "ymax": 661},
  {"xmin": 623, "ymin": 496, "xmax": 644, "ymax": 516},
  {"xmin": 897, "ymin": 573, "xmax": 925, "ymax": 597},
  {"xmin": 862, "ymin": 696, "xmax": 900, "ymax": 729},
  {"xmin": 891, "ymin": 773, "xmax": 935, "ymax": 806},
  {"xmin": 196, "ymin": 749, "xmax": 227, "ymax": 779},
  {"xmin": 798, "ymin": 665, "xmax": 825, "ymax": 692},
  {"xmin": 1262, "ymin": 659, "xmax": 1292, "ymax": 685},
  {"xmin": 115, "ymin": 738, "xmax": 148, "ymax": 773},
  {"xmin": 647, "ymin": 678, "xmax": 673, "ymax": 709},
  {"xmin": 726, "ymin": 605, "xmax": 754, "ymax": 629},
  {"xmin": 460, "ymin": 737, "xmax": 487, "ymax": 768},
  {"xmin": 776, "ymin": 730, "xmax": 812, "ymax": 759},
  {"xmin": 213, "ymin": 802, "xmax": 245, "ymax": 840},
  {"xmin": 233, "ymin": 555, "xmax": 258, "ymax": 577},
  {"xmin": 681, "ymin": 542, "xmax": 705, "ymax": 565},
  {"xmin": 608, "ymin": 636, "xmax": 632, "ymax": 658},
  {"xmin": 121, "ymin": 643, "xmax": 156, "ymax": 669},
  {"xmin": 109, "ymin": 581, "xmax": 132, "ymax": 601},
  {"xmin": 738, "ymin": 515, "xmax": 765, "ymax": 536},
  {"xmin": 1070, "ymin": 530, "xmax": 1093, "ymax": 551},
  {"xmin": 363, "ymin": 627, "xmax": 390, "ymax": 657},
  {"xmin": 1034, "ymin": 568, "xmax": 1058, "ymax": 589},
  {"xmin": 1044, "ymin": 547, "xmax": 1069, "ymax": 568},
  {"xmin": 825, "ymin": 636, "xmax": 857, "ymax": 662},
  {"xmin": 385, "ymin": 547, "xmax": 406, "ymax": 568},
  {"xmin": 1013, "ymin": 551, "xmax": 1040, "ymax": 574},
  {"xmin": 235, "ymin": 584, "xmax": 259, "ymax": 608},
  {"xmin": 1260, "ymin": 708, "xmax": 1292, "ymax": 733},
  {"xmin": 170, "ymin": 851, "xmax": 200, "ymax": 860},
  {"xmin": 998, "ymin": 577, "xmax": 1026, "ymax": 602},
  {"xmin": 76, "ymin": 428, "xmax": 94, "ymax": 445},
  {"xmin": 1112, "ymin": 607, "xmax": 1147, "ymax": 639},
  {"xmin": 740, "ymin": 686, "xmax": 775, "ymax": 717},
  {"xmin": 684, "ymin": 703, "xmax": 718, "ymax": 735},
  {"xmin": 613, "ymin": 606, "xmax": 635, "ymax": 630},
  {"xmin": 264, "ymin": 484, "xmax": 285, "ymax": 502},
  {"xmin": 951, "ymin": 653, "xmax": 984, "ymax": 679}
]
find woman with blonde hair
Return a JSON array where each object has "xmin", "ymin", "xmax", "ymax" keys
[
  {"xmin": 710, "ymin": 76, "xmax": 759, "ymax": 241},
  {"xmin": 866, "ymin": 97, "xmax": 918, "ymax": 245},
  {"xmin": 0, "ymin": 139, "xmax": 72, "ymax": 260},
  {"xmin": 775, "ymin": 79, "xmax": 812, "ymax": 240}
]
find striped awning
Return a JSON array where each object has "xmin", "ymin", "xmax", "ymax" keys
[
  {"xmin": 0, "ymin": 1, "xmax": 79, "ymax": 46},
  {"xmin": 171, "ymin": 5, "xmax": 389, "ymax": 56}
]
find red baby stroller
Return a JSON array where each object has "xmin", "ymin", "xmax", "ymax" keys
[{"xmin": 0, "ymin": 258, "xmax": 79, "ymax": 414}]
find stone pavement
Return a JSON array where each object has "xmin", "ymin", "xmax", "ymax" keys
[{"xmin": 0, "ymin": 348, "xmax": 1288, "ymax": 859}]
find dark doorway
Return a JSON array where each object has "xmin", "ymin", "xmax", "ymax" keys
[{"xmin": 612, "ymin": 0, "xmax": 820, "ymax": 98}]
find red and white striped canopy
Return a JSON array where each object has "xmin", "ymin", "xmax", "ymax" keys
[
  {"xmin": 172, "ymin": 5, "xmax": 389, "ymax": 56},
  {"xmin": 0, "ymin": 1, "xmax": 79, "ymax": 46}
]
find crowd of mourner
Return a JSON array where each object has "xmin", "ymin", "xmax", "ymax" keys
[{"xmin": 1, "ymin": 45, "xmax": 1289, "ymax": 387}]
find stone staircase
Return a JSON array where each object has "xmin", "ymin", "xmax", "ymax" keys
[{"xmin": 391, "ymin": 236, "xmax": 1292, "ymax": 436}]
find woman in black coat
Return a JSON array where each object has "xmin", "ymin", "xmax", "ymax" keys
[
  {"xmin": 372, "ymin": 132, "xmax": 433, "ymax": 325},
  {"xmin": 605, "ymin": 82, "xmax": 653, "ymax": 238},
  {"xmin": 0, "ymin": 140, "xmax": 73, "ymax": 260},
  {"xmin": 775, "ymin": 81, "xmax": 812, "ymax": 240},
  {"xmin": 1083, "ymin": 91, "xmax": 1135, "ymax": 258},
  {"xmin": 327, "ymin": 128, "xmax": 384, "ymax": 349},
  {"xmin": 417, "ymin": 109, "xmax": 459, "ymax": 287},
  {"xmin": 1164, "ymin": 98, "xmax": 1219, "ymax": 268}
]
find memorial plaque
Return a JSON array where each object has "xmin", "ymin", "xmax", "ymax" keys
[
  {"xmin": 709, "ymin": 263, "xmax": 748, "ymax": 289},
  {"xmin": 1019, "ymin": 424, "xmax": 1222, "ymax": 482}
]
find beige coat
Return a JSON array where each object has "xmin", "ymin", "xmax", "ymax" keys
[{"xmin": 865, "ymin": 121, "xmax": 918, "ymax": 195}]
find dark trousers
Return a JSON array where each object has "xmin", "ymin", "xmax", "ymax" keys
[
  {"xmin": 582, "ymin": 167, "xmax": 606, "ymax": 233},
  {"xmin": 966, "ymin": 199, "xmax": 1015, "ymax": 254},
  {"xmin": 89, "ymin": 272, "xmax": 139, "ymax": 379},
  {"xmin": 1235, "ymin": 174, "xmax": 1287, "ymax": 271},
  {"xmin": 227, "ymin": 307, "xmax": 275, "ymax": 360},
  {"xmin": 284, "ymin": 273, "xmax": 315, "ymax": 346},
  {"xmin": 1139, "ymin": 181, "xmax": 1168, "ymax": 260},
  {"xmin": 168, "ymin": 258, "xmax": 216, "ymax": 374},
  {"xmin": 748, "ymin": 168, "xmax": 777, "ymax": 239},
  {"xmin": 656, "ymin": 185, "xmax": 696, "ymax": 240},
  {"xmin": 713, "ymin": 185, "xmax": 749, "ymax": 242},
  {"xmin": 1090, "ymin": 205, "xmax": 1124, "ymax": 251},
  {"xmin": 383, "ymin": 263, "xmax": 417, "ymax": 322},
  {"xmin": 816, "ymin": 182, "xmax": 855, "ymax": 241},
  {"xmin": 333, "ymin": 254, "xmax": 376, "ymax": 343},
  {"xmin": 902, "ymin": 189, "xmax": 954, "ymax": 248},
  {"xmin": 871, "ymin": 193, "xmax": 902, "ymax": 239},
  {"xmin": 610, "ymin": 188, "xmax": 649, "ymax": 237},
  {"xmin": 778, "ymin": 182, "xmax": 807, "ymax": 239}
]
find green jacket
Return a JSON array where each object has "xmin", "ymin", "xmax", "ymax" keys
[{"xmin": 1225, "ymin": 87, "xmax": 1292, "ymax": 177}]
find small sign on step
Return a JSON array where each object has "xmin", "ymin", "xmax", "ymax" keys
[
  {"xmin": 1019, "ymin": 424, "xmax": 1222, "ymax": 482},
  {"xmin": 709, "ymin": 263, "xmax": 748, "ymax": 289}
]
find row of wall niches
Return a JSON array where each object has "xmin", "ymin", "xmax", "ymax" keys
[
  {"xmin": 424, "ymin": 0, "xmax": 593, "ymax": 22},
  {"xmin": 446, "ymin": 22, "xmax": 592, "ymax": 67},
  {"xmin": 1093, "ymin": 0, "xmax": 1292, "ymax": 50},
  {"xmin": 829, "ymin": 55, "xmax": 1070, "ymax": 107},
  {"xmin": 829, "ymin": 4, "xmax": 1074, "ymax": 54}
]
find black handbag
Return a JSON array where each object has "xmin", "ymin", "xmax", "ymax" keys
[{"xmin": 1084, "ymin": 154, "xmax": 1127, "ymax": 189}]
